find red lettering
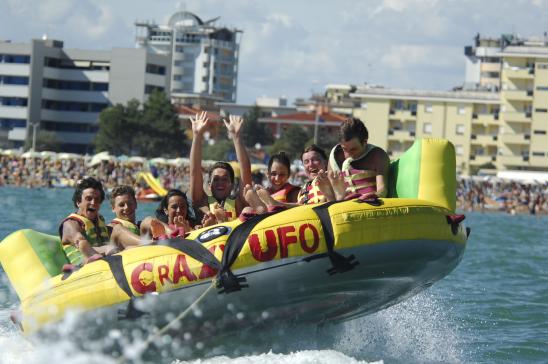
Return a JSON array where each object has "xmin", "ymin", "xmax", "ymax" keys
[
  {"xmin": 249, "ymin": 231, "xmax": 277, "ymax": 261},
  {"xmin": 277, "ymin": 225, "xmax": 297, "ymax": 258},
  {"xmin": 199, "ymin": 245, "xmax": 218, "ymax": 279},
  {"xmin": 131, "ymin": 263, "xmax": 156, "ymax": 294},
  {"xmin": 299, "ymin": 223, "xmax": 320, "ymax": 253},
  {"xmin": 172, "ymin": 254, "xmax": 197, "ymax": 284},
  {"xmin": 157, "ymin": 264, "xmax": 171, "ymax": 286}
]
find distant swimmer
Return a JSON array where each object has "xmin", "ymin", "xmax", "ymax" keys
[{"xmin": 189, "ymin": 111, "xmax": 252, "ymax": 223}]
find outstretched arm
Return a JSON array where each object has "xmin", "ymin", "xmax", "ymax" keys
[
  {"xmin": 224, "ymin": 115, "xmax": 252, "ymax": 198},
  {"xmin": 189, "ymin": 112, "xmax": 211, "ymax": 209}
]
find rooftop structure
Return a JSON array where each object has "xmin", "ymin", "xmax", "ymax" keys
[{"xmin": 135, "ymin": 11, "xmax": 242, "ymax": 102}]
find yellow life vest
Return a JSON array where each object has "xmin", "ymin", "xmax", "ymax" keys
[
  {"xmin": 208, "ymin": 195, "xmax": 237, "ymax": 221},
  {"xmin": 59, "ymin": 213, "xmax": 110, "ymax": 265},
  {"xmin": 111, "ymin": 218, "xmax": 140, "ymax": 236},
  {"xmin": 297, "ymin": 178, "xmax": 326, "ymax": 205}
]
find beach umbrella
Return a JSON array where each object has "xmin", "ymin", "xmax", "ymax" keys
[
  {"xmin": 39, "ymin": 151, "xmax": 58, "ymax": 159},
  {"xmin": 58, "ymin": 153, "xmax": 81, "ymax": 160},
  {"xmin": 128, "ymin": 156, "xmax": 146, "ymax": 164},
  {"xmin": 88, "ymin": 152, "xmax": 117, "ymax": 167},
  {"xmin": 149, "ymin": 157, "xmax": 168, "ymax": 165},
  {"xmin": 22, "ymin": 150, "xmax": 41, "ymax": 159},
  {"xmin": 251, "ymin": 163, "xmax": 268, "ymax": 173},
  {"xmin": 1, "ymin": 149, "xmax": 22, "ymax": 157}
]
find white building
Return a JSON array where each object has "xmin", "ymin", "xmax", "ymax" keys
[
  {"xmin": 135, "ymin": 11, "xmax": 242, "ymax": 102},
  {"xmin": 0, "ymin": 38, "xmax": 170, "ymax": 153}
]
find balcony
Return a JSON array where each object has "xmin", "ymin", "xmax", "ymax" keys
[
  {"xmin": 503, "ymin": 111, "xmax": 532, "ymax": 123},
  {"xmin": 505, "ymin": 67, "xmax": 535, "ymax": 79},
  {"xmin": 472, "ymin": 113, "xmax": 499, "ymax": 125},
  {"xmin": 500, "ymin": 133, "xmax": 530, "ymax": 145},
  {"xmin": 503, "ymin": 89, "xmax": 533, "ymax": 101},
  {"xmin": 499, "ymin": 155, "xmax": 530, "ymax": 166},
  {"xmin": 388, "ymin": 129, "xmax": 416, "ymax": 142},
  {"xmin": 470, "ymin": 134, "xmax": 498, "ymax": 145},
  {"xmin": 469, "ymin": 155, "xmax": 495, "ymax": 165},
  {"xmin": 388, "ymin": 109, "xmax": 417, "ymax": 120}
]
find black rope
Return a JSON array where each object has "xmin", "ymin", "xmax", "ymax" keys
[
  {"xmin": 216, "ymin": 213, "xmax": 275, "ymax": 293},
  {"xmin": 312, "ymin": 201, "xmax": 359, "ymax": 275}
]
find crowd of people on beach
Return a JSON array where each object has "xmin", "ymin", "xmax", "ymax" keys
[{"xmin": 457, "ymin": 177, "xmax": 547, "ymax": 215}]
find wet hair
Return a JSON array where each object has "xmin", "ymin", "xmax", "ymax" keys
[
  {"xmin": 208, "ymin": 161, "xmax": 235, "ymax": 184},
  {"xmin": 72, "ymin": 176, "xmax": 105, "ymax": 208},
  {"xmin": 110, "ymin": 185, "xmax": 136, "ymax": 207},
  {"xmin": 300, "ymin": 144, "xmax": 327, "ymax": 162},
  {"xmin": 268, "ymin": 152, "xmax": 291, "ymax": 174},
  {"xmin": 155, "ymin": 189, "xmax": 195, "ymax": 224},
  {"xmin": 339, "ymin": 117, "xmax": 368, "ymax": 142}
]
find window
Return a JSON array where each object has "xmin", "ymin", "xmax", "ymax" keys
[
  {"xmin": 0, "ymin": 76, "xmax": 29, "ymax": 85},
  {"xmin": 146, "ymin": 64, "xmax": 166, "ymax": 75},
  {"xmin": 535, "ymin": 108, "xmax": 547, "ymax": 113},
  {"xmin": 0, "ymin": 118, "xmax": 26, "ymax": 129},
  {"xmin": 532, "ymin": 152, "xmax": 545, "ymax": 157},
  {"xmin": 423, "ymin": 122, "xmax": 432, "ymax": 134},
  {"xmin": 457, "ymin": 105, "xmax": 466, "ymax": 115},
  {"xmin": 173, "ymin": 75, "xmax": 182, "ymax": 81},
  {"xmin": 456, "ymin": 124, "xmax": 465, "ymax": 135},
  {"xmin": 425, "ymin": 103, "xmax": 432, "ymax": 113},
  {"xmin": 533, "ymin": 130, "xmax": 547, "ymax": 135},
  {"xmin": 1, "ymin": 54, "xmax": 30, "ymax": 64},
  {"xmin": 455, "ymin": 145, "xmax": 464, "ymax": 156},
  {"xmin": 536, "ymin": 86, "xmax": 548, "ymax": 91}
]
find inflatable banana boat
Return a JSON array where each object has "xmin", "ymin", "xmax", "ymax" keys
[{"xmin": 0, "ymin": 138, "xmax": 468, "ymax": 335}]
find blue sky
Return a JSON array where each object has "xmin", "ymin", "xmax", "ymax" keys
[{"xmin": 2, "ymin": 0, "xmax": 548, "ymax": 104}]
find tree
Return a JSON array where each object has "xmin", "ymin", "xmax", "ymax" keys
[
  {"xmin": 95, "ymin": 99, "xmax": 140, "ymax": 155},
  {"xmin": 24, "ymin": 130, "xmax": 60, "ymax": 152},
  {"xmin": 202, "ymin": 139, "xmax": 234, "ymax": 161},
  {"xmin": 268, "ymin": 125, "xmax": 310, "ymax": 159},
  {"xmin": 94, "ymin": 91, "xmax": 188, "ymax": 158},
  {"xmin": 241, "ymin": 105, "xmax": 273, "ymax": 148},
  {"xmin": 137, "ymin": 90, "xmax": 188, "ymax": 158}
]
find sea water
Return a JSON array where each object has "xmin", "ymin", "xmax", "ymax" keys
[{"xmin": 0, "ymin": 187, "xmax": 546, "ymax": 363}]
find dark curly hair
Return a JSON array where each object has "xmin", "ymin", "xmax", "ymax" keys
[
  {"xmin": 208, "ymin": 161, "xmax": 235, "ymax": 184},
  {"xmin": 72, "ymin": 176, "xmax": 105, "ymax": 208},
  {"xmin": 268, "ymin": 151, "xmax": 291, "ymax": 174}
]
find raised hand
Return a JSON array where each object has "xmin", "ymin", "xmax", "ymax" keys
[
  {"xmin": 190, "ymin": 111, "xmax": 211, "ymax": 136},
  {"xmin": 328, "ymin": 170, "xmax": 346, "ymax": 200},
  {"xmin": 223, "ymin": 115, "xmax": 244, "ymax": 138}
]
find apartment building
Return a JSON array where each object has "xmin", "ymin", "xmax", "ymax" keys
[
  {"xmin": 0, "ymin": 38, "xmax": 170, "ymax": 153},
  {"xmin": 350, "ymin": 86, "xmax": 500, "ymax": 175},
  {"xmin": 135, "ymin": 11, "xmax": 241, "ymax": 102}
]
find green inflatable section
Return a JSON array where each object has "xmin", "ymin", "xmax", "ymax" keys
[
  {"xmin": 388, "ymin": 139, "xmax": 422, "ymax": 199},
  {"xmin": 23, "ymin": 229, "xmax": 68, "ymax": 277}
]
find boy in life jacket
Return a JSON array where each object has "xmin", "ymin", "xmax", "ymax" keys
[
  {"xmin": 109, "ymin": 185, "xmax": 140, "ymax": 236},
  {"xmin": 328, "ymin": 118, "xmax": 390, "ymax": 200},
  {"xmin": 189, "ymin": 111, "xmax": 252, "ymax": 223},
  {"xmin": 59, "ymin": 177, "xmax": 142, "ymax": 266}
]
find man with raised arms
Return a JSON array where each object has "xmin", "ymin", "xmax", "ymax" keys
[
  {"xmin": 328, "ymin": 117, "xmax": 390, "ymax": 200},
  {"xmin": 189, "ymin": 111, "xmax": 252, "ymax": 222}
]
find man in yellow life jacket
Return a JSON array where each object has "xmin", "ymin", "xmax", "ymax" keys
[
  {"xmin": 189, "ymin": 111, "xmax": 252, "ymax": 223},
  {"xmin": 109, "ymin": 185, "xmax": 140, "ymax": 236},
  {"xmin": 60, "ymin": 178, "xmax": 143, "ymax": 266},
  {"xmin": 328, "ymin": 117, "xmax": 390, "ymax": 200}
]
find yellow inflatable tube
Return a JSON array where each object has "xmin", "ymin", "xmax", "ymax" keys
[{"xmin": 0, "ymin": 138, "xmax": 467, "ymax": 334}]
